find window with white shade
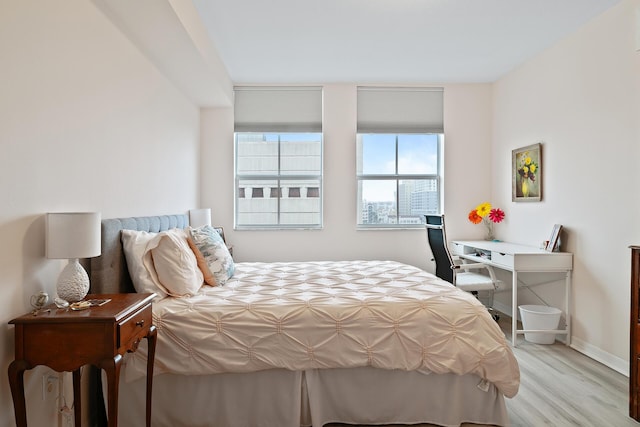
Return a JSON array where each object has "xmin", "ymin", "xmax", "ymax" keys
[
  {"xmin": 356, "ymin": 87, "xmax": 443, "ymax": 228},
  {"xmin": 234, "ymin": 87, "xmax": 323, "ymax": 229}
]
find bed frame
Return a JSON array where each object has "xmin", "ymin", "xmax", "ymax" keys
[{"xmin": 88, "ymin": 214, "xmax": 510, "ymax": 427}]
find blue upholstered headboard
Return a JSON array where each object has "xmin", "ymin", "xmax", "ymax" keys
[{"xmin": 89, "ymin": 214, "xmax": 189, "ymax": 294}]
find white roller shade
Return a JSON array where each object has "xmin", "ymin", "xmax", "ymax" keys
[
  {"xmin": 357, "ymin": 87, "xmax": 444, "ymax": 133},
  {"xmin": 234, "ymin": 86, "xmax": 323, "ymax": 132}
]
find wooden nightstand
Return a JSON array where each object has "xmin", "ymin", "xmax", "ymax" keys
[{"xmin": 8, "ymin": 293, "xmax": 157, "ymax": 427}]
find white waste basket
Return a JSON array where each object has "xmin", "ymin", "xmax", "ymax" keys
[{"xmin": 518, "ymin": 305, "xmax": 562, "ymax": 344}]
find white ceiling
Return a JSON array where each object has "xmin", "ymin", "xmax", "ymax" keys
[{"xmin": 192, "ymin": 0, "xmax": 622, "ymax": 84}]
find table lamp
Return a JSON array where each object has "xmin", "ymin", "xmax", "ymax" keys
[
  {"xmin": 46, "ymin": 212, "xmax": 101, "ymax": 302},
  {"xmin": 189, "ymin": 208, "xmax": 212, "ymax": 227}
]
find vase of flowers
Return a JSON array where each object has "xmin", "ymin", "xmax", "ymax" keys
[{"xmin": 468, "ymin": 202, "xmax": 505, "ymax": 241}]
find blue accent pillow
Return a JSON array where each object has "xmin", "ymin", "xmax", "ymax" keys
[{"xmin": 187, "ymin": 225, "xmax": 235, "ymax": 286}]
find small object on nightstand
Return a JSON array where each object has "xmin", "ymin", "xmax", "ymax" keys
[
  {"xmin": 54, "ymin": 297, "xmax": 69, "ymax": 309},
  {"xmin": 85, "ymin": 298, "xmax": 111, "ymax": 306},
  {"xmin": 30, "ymin": 291, "xmax": 49, "ymax": 314},
  {"xmin": 70, "ymin": 301, "xmax": 91, "ymax": 310}
]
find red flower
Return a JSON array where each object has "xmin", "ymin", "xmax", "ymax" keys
[
  {"xmin": 468, "ymin": 210, "xmax": 482, "ymax": 224},
  {"xmin": 488, "ymin": 208, "xmax": 505, "ymax": 223}
]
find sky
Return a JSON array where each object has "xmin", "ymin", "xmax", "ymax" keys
[{"xmin": 360, "ymin": 134, "xmax": 438, "ymax": 201}]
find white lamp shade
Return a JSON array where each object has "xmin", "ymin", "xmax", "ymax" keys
[
  {"xmin": 46, "ymin": 212, "xmax": 101, "ymax": 259},
  {"xmin": 189, "ymin": 208, "xmax": 212, "ymax": 228}
]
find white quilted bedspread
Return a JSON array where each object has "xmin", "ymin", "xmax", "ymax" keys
[{"xmin": 125, "ymin": 260, "xmax": 520, "ymax": 397}]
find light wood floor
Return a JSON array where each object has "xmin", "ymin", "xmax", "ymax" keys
[{"xmin": 327, "ymin": 315, "xmax": 637, "ymax": 427}]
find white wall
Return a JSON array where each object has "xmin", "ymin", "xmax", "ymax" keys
[
  {"xmin": 492, "ymin": 0, "xmax": 640, "ymax": 371},
  {"xmin": 0, "ymin": 1, "xmax": 200, "ymax": 425},
  {"xmin": 201, "ymin": 83, "xmax": 494, "ymax": 272}
]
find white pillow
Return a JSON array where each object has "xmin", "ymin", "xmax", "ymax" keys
[
  {"xmin": 151, "ymin": 228, "xmax": 203, "ymax": 297},
  {"xmin": 121, "ymin": 230, "xmax": 168, "ymax": 299}
]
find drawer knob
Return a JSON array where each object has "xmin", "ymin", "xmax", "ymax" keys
[
  {"xmin": 128, "ymin": 338, "xmax": 141, "ymax": 353},
  {"xmin": 135, "ymin": 320, "xmax": 145, "ymax": 327}
]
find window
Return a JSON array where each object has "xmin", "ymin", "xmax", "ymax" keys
[
  {"xmin": 357, "ymin": 134, "xmax": 441, "ymax": 226},
  {"xmin": 356, "ymin": 87, "xmax": 443, "ymax": 228},
  {"xmin": 307, "ymin": 187, "xmax": 319, "ymax": 198},
  {"xmin": 288, "ymin": 187, "xmax": 301, "ymax": 198},
  {"xmin": 234, "ymin": 86, "xmax": 323, "ymax": 229},
  {"xmin": 235, "ymin": 133, "xmax": 322, "ymax": 228}
]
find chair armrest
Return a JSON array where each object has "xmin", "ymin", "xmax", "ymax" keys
[
  {"xmin": 455, "ymin": 262, "xmax": 499, "ymax": 282},
  {"xmin": 452, "ymin": 256, "xmax": 489, "ymax": 268},
  {"xmin": 456, "ymin": 262, "xmax": 487, "ymax": 270}
]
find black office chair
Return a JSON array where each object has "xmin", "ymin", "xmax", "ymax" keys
[{"xmin": 425, "ymin": 214, "xmax": 500, "ymax": 321}]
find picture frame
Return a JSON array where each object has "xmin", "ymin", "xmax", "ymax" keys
[
  {"xmin": 546, "ymin": 224, "xmax": 563, "ymax": 252},
  {"xmin": 512, "ymin": 143, "xmax": 542, "ymax": 202}
]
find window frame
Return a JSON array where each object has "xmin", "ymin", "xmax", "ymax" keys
[
  {"xmin": 356, "ymin": 133, "xmax": 442, "ymax": 229},
  {"xmin": 234, "ymin": 132, "xmax": 324, "ymax": 230}
]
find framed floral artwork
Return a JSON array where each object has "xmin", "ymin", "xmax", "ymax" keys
[{"xmin": 512, "ymin": 143, "xmax": 542, "ymax": 202}]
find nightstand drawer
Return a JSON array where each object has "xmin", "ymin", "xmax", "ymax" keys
[{"xmin": 118, "ymin": 303, "xmax": 152, "ymax": 350}]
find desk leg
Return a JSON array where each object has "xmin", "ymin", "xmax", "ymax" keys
[
  {"xmin": 99, "ymin": 354, "xmax": 123, "ymax": 427},
  {"xmin": 145, "ymin": 325, "xmax": 157, "ymax": 427},
  {"xmin": 512, "ymin": 271, "xmax": 518, "ymax": 347},
  {"xmin": 73, "ymin": 369, "xmax": 81, "ymax": 427},
  {"xmin": 8, "ymin": 359, "xmax": 30, "ymax": 427}
]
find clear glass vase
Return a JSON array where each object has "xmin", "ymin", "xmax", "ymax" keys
[{"xmin": 483, "ymin": 218, "xmax": 495, "ymax": 241}]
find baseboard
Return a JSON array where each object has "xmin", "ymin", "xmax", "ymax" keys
[
  {"xmin": 493, "ymin": 301, "xmax": 629, "ymax": 377},
  {"xmin": 570, "ymin": 336, "xmax": 629, "ymax": 377}
]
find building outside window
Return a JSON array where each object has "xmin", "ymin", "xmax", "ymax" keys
[
  {"xmin": 235, "ymin": 132, "xmax": 322, "ymax": 228},
  {"xmin": 357, "ymin": 133, "xmax": 441, "ymax": 227}
]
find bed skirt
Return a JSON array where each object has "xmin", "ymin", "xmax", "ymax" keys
[{"xmin": 110, "ymin": 367, "xmax": 509, "ymax": 427}]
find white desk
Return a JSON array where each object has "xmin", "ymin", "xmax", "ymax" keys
[{"xmin": 451, "ymin": 240, "xmax": 573, "ymax": 347}]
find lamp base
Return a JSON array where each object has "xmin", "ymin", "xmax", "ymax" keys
[{"xmin": 56, "ymin": 259, "xmax": 90, "ymax": 302}]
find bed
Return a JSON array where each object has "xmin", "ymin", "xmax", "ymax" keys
[{"xmin": 89, "ymin": 214, "xmax": 519, "ymax": 427}]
